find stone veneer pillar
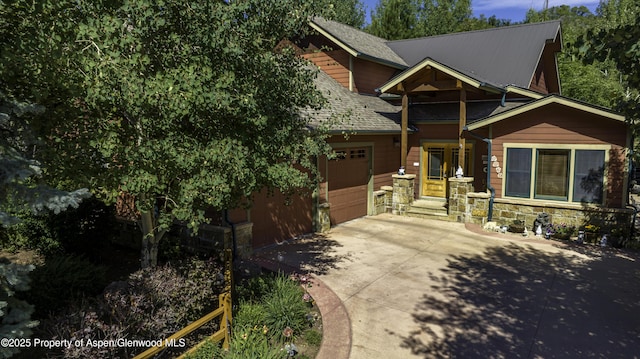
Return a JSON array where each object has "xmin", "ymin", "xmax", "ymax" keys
[
  {"xmin": 315, "ymin": 203, "xmax": 331, "ymax": 233},
  {"xmin": 448, "ymin": 177, "xmax": 474, "ymax": 222},
  {"xmin": 392, "ymin": 174, "xmax": 415, "ymax": 215},
  {"xmin": 233, "ymin": 222, "xmax": 254, "ymax": 259}
]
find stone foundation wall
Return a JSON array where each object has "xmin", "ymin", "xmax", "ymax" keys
[
  {"xmin": 465, "ymin": 196, "xmax": 633, "ymax": 232},
  {"xmin": 467, "ymin": 192, "xmax": 491, "ymax": 224}
]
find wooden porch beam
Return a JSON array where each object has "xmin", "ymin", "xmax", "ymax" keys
[
  {"xmin": 458, "ymin": 79, "xmax": 467, "ymax": 172},
  {"xmin": 401, "ymin": 87, "xmax": 408, "ymax": 169}
]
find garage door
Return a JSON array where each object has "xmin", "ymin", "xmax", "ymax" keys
[{"xmin": 328, "ymin": 147, "xmax": 370, "ymax": 224}]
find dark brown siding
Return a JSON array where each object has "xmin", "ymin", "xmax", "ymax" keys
[
  {"xmin": 250, "ymin": 188, "xmax": 313, "ymax": 249},
  {"xmin": 352, "ymin": 58, "xmax": 397, "ymax": 94},
  {"xmin": 491, "ymin": 103, "xmax": 628, "ymax": 207},
  {"xmin": 529, "ymin": 60, "xmax": 547, "ymax": 94},
  {"xmin": 529, "ymin": 41, "xmax": 561, "ymax": 94},
  {"xmin": 302, "ymin": 50, "xmax": 350, "ymax": 89}
]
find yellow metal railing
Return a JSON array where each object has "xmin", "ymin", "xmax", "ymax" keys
[{"xmin": 133, "ymin": 247, "xmax": 234, "ymax": 359}]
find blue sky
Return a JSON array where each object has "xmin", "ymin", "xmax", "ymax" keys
[{"xmin": 360, "ymin": 0, "xmax": 601, "ymax": 23}]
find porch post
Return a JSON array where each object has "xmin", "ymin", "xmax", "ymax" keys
[
  {"xmin": 401, "ymin": 90, "xmax": 408, "ymax": 169},
  {"xmin": 458, "ymin": 82, "xmax": 466, "ymax": 171}
]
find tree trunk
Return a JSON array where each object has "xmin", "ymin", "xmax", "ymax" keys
[{"xmin": 139, "ymin": 210, "xmax": 165, "ymax": 268}]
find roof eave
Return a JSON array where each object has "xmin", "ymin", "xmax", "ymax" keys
[
  {"xmin": 505, "ymin": 85, "xmax": 545, "ymax": 99},
  {"xmin": 309, "ymin": 21, "xmax": 359, "ymax": 57},
  {"xmin": 309, "ymin": 21, "xmax": 406, "ymax": 70},
  {"xmin": 378, "ymin": 58, "xmax": 503, "ymax": 95},
  {"xmin": 466, "ymin": 95, "xmax": 626, "ymax": 131}
]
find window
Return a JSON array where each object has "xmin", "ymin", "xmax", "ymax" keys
[
  {"xmin": 350, "ymin": 149, "xmax": 367, "ymax": 159},
  {"xmin": 535, "ymin": 149, "xmax": 570, "ymax": 200},
  {"xmin": 503, "ymin": 145, "xmax": 606, "ymax": 204},
  {"xmin": 505, "ymin": 148, "xmax": 532, "ymax": 198},
  {"xmin": 573, "ymin": 150, "xmax": 605, "ymax": 203},
  {"xmin": 333, "ymin": 150, "xmax": 347, "ymax": 160}
]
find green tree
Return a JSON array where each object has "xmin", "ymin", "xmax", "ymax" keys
[
  {"xmin": 366, "ymin": 0, "xmax": 420, "ymax": 40},
  {"xmin": 320, "ymin": 0, "xmax": 366, "ymax": 28},
  {"xmin": 458, "ymin": 14, "xmax": 512, "ymax": 32},
  {"xmin": 0, "ymin": 262, "xmax": 37, "ymax": 359},
  {"xmin": 0, "ymin": 0, "xmax": 332, "ymax": 268},
  {"xmin": 0, "ymin": 95, "xmax": 90, "ymax": 226},
  {"xmin": 523, "ymin": 4, "xmax": 624, "ymax": 109},
  {"xmin": 417, "ymin": 0, "xmax": 472, "ymax": 36},
  {"xmin": 577, "ymin": 0, "xmax": 640, "ymax": 131}
]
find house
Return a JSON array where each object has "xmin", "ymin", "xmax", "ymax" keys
[{"xmin": 222, "ymin": 18, "xmax": 633, "ymax": 253}]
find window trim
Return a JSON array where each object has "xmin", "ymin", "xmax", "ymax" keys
[
  {"xmin": 534, "ymin": 149, "xmax": 571, "ymax": 201},
  {"xmin": 502, "ymin": 143, "xmax": 609, "ymax": 204}
]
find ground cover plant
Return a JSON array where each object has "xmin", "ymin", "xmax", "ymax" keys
[{"xmin": 186, "ymin": 272, "xmax": 322, "ymax": 359}]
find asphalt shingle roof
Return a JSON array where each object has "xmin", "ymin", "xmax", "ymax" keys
[
  {"xmin": 311, "ymin": 17, "xmax": 408, "ymax": 68},
  {"xmin": 306, "ymin": 69, "xmax": 405, "ymax": 133}
]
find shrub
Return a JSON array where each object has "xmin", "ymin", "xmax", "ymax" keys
[
  {"xmin": 103, "ymin": 257, "xmax": 224, "ymax": 336},
  {"xmin": 184, "ymin": 339, "xmax": 224, "ymax": 359},
  {"xmin": 0, "ymin": 198, "xmax": 115, "ymax": 256},
  {"xmin": 226, "ymin": 324, "xmax": 283, "ymax": 359},
  {"xmin": 235, "ymin": 275, "xmax": 273, "ymax": 303},
  {"xmin": 38, "ymin": 257, "xmax": 224, "ymax": 359},
  {"xmin": 0, "ymin": 262, "xmax": 38, "ymax": 359},
  {"xmin": 23, "ymin": 254, "xmax": 107, "ymax": 318},
  {"xmin": 44, "ymin": 300, "xmax": 129, "ymax": 359},
  {"xmin": 233, "ymin": 301, "xmax": 268, "ymax": 329},
  {"xmin": 262, "ymin": 275, "xmax": 309, "ymax": 342}
]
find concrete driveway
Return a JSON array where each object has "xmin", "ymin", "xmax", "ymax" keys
[{"xmin": 255, "ymin": 213, "xmax": 640, "ymax": 358}]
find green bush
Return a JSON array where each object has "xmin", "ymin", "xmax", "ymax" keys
[
  {"xmin": 226, "ymin": 324, "xmax": 283, "ymax": 359},
  {"xmin": 0, "ymin": 198, "xmax": 115, "ymax": 256},
  {"xmin": 262, "ymin": 275, "xmax": 309, "ymax": 342},
  {"xmin": 235, "ymin": 275, "xmax": 273, "ymax": 303},
  {"xmin": 38, "ymin": 257, "xmax": 225, "ymax": 359},
  {"xmin": 184, "ymin": 339, "xmax": 224, "ymax": 359},
  {"xmin": 233, "ymin": 301, "xmax": 267, "ymax": 329},
  {"xmin": 23, "ymin": 254, "xmax": 107, "ymax": 318},
  {"xmin": 0, "ymin": 211, "xmax": 62, "ymax": 254},
  {"xmin": 188, "ymin": 272, "xmax": 318, "ymax": 359}
]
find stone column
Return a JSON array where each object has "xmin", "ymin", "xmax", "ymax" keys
[
  {"xmin": 448, "ymin": 177, "xmax": 474, "ymax": 222},
  {"xmin": 234, "ymin": 222, "xmax": 254, "ymax": 259},
  {"xmin": 392, "ymin": 174, "xmax": 415, "ymax": 215},
  {"xmin": 315, "ymin": 203, "xmax": 331, "ymax": 233}
]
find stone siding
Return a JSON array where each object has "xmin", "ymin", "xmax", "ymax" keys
[
  {"xmin": 448, "ymin": 177, "xmax": 474, "ymax": 222},
  {"xmin": 315, "ymin": 203, "xmax": 331, "ymax": 233},
  {"xmin": 465, "ymin": 196, "xmax": 633, "ymax": 232},
  {"xmin": 234, "ymin": 222, "xmax": 253, "ymax": 258},
  {"xmin": 392, "ymin": 174, "xmax": 415, "ymax": 215}
]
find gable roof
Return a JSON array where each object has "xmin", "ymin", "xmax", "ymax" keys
[
  {"xmin": 310, "ymin": 17, "xmax": 408, "ymax": 69},
  {"xmin": 466, "ymin": 95, "xmax": 626, "ymax": 131},
  {"xmin": 306, "ymin": 69, "xmax": 408, "ymax": 134},
  {"xmin": 385, "ymin": 21, "xmax": 562, "ymax": 89},
  {"xmin": 378, "ymin": 57, "xmax": 505, "ymax": 95}
]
